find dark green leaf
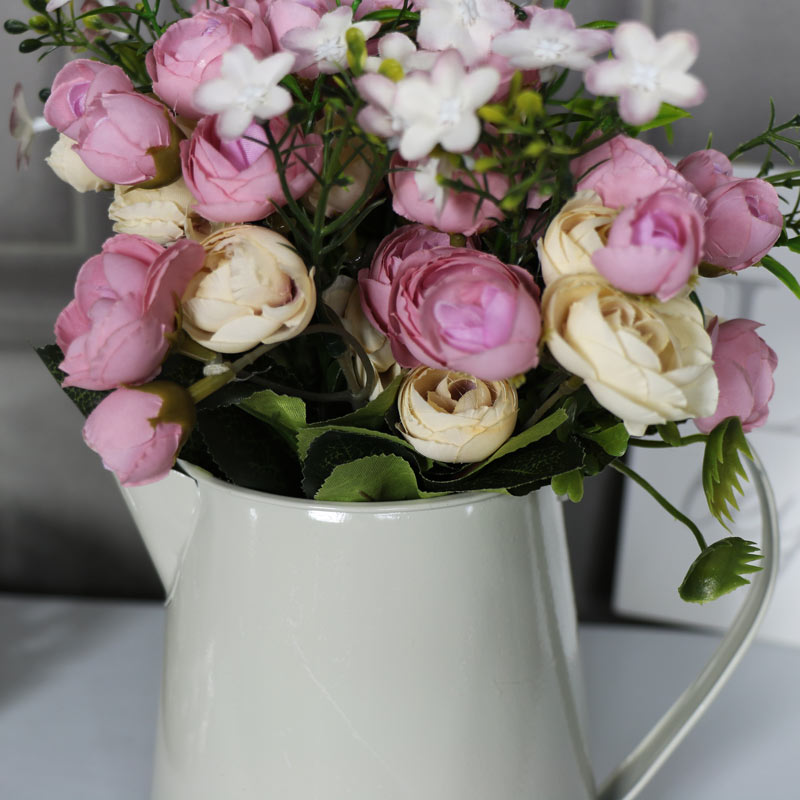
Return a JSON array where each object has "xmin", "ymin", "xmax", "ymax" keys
[
  {"xmin": 36, "ymin": 344, "xmax": 108, "ymax": 418},
  {"xmin": 485, "ymin": 408, "xmax": 569, "ymax": 465},
  {"xmin": 298, "ymin": 423, "xmax": 413, "ymax": 460},
  {"xmin": 657, "ymin": 421, "xmax": 682, "ymax": 446},
  {"xmin": 197, "ymin": 406, "xmax": 302, "ymax": 496},
  {"xmin": 761, "ymin": 254, "xmax": 800, "ymax": 301},
  {"xmin": 4, "ymin": 20, "xmax": 29, "ymax": 34},
  {"xmin": 311, "ymin": 374, "xmax": 403, "ymax": 430},
  {"xmin": 551, "ymin": 468, "xmax": 584, "ymax": 502},
  {"xmin": 315, "ymin": 454, "xmax": 424, "ymax": 502},
  {"xmin": 678, "ymin": 537, "xmax": 763, "ymax": 603},
  {"xmin": 301, "ymin": 429, "xmax": 421, "ymax": 499},
  {"xmin": 702, "ymin": 417, "xmax": 753, "ymax": 528},
  {"xmin": 239, "ymin": 389, "xmax": 307, "ymax": 452},
  {"xmin": 19, "ymin": 38, "xmax": 43, "ymax": 52}
]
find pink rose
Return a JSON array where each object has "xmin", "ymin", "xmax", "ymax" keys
[
  {"xmin": 386, "ymin": 247, "xmax": 541, "ymax": 380},
  {"xmin": 146, "ymin": 8, "xmax": 272, "ymax": 119},
  {"xmin": 571, "ymin": 135, "xmax": 703, "ymax": 212},
  {"xmin": 74, "ymin": 92, "xmax": 180, "ymax": 186},
  {"xmin": 190, "ymin": 0, "xmax": 268, "ymax": 15},
  {"xmin": 676, "ymin": 149, "xmax": 734, "ymax": 196},
  {"xmin": 694, "ymin": 318, "xmax": 777, "ymax": 434},
  {"xmin": 180, "ymin": 116, "xmax": 322, "ymax": 222},
  {"xmin": 358, "ymin": 224, "xmax": 454, "ymax": 334},
  {"xmin": 702, "ymin": 178, "xmax": 783, "ymax": 270},
  {"xmin": 268, "ymin": 0, "xmax": 327, "ymax": 69},
  {"xmin": 43, "ymin": 59, "xmax": 133, "ymax": 140},
  {"xmin": 83, "ymin": 383, "xmax": 196, "ymax": 487},
  {"xmin": 389, "ymin": 152, "xmax": 508, "ymax": 235},
  {"xmin": 55, "ymin": 235, "xmax": 205, "ymax": 390},
  {"xmin": 592, "ymin": 190, "xmax": 705, "ymax": 301}
]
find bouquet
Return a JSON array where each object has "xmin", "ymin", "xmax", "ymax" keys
[{"xmin": 7, "ymin": 0, "xmax": 798, "ymax": 603}]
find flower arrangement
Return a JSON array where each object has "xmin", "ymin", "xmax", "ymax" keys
[{"xmin": 7, "ymin": 0, "xmax": 799, "ymax": 603}]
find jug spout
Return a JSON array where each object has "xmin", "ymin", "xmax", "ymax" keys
[{"xmin": 117, "ymin": 467, "xmax": 200, "ymax": 599}]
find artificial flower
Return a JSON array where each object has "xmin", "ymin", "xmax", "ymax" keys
[
  {"xmin": 193, "ymin": 47, "xmax": 296, "ymax": 140},
  {"xmin": 584, "ymin": 21, "xmax": 706, "ymax": 126},
  {"xmin": 9, "ymin": 83, "xmax": 52, "ymax": 169},
  {"xmin": 542, "ymin": 273, "xmax": 718, "ymax": 435},
  {"xmin": 108, "ymin": 178, "xmax": 196, "ymax": 243},
  {"xmin": 492, "ymin": 8, "xmax": 612, "ymax": 76},
  {"xmin": 397, "ymin": 366, "xmax": 518, "ymax": 462},
  {"xmin": 694, "ymin": 317, "xmax": 777, "ymax": 434},
  {"xmin": 363, "ymin": 32, "xmax": 438, "ymax": 75},
  {"xmin": 182, "ymin": 225, "xmax": 316, "ymax": 352},
  {"xmin": 46, "ymin": 133, "xmax": 112, "ymax": 192},
  {"xmin": 676, "ymin": 149, "xmax": 734, "ymax": 197}
]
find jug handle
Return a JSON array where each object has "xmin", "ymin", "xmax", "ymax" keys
[{"xmin": 597, "ymin": 445, "xmax": 779, "ymax": 800}]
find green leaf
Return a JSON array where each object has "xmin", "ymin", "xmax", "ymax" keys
[
  {"xmin": 298, "ymin": 423, "xmax": 414, "ymax": 460},
  {"xmin": 551, "ymin": 468, "xmax": 584, "ymax": 502},
  {"xmin": 553, "ymin": 0, "xmax": 571, "ymax": 7},
  {"xmin": 36, "ymin": 344, "xmax": 108, "ymax": 418},
  {"xmin": 310, "ymin": 374, "xmax": 403, "ymax": 430},
  {"xmin": 239, "ymin": 389, "xmax": 307, "ymax": 452},
  {"xmin": 702, "ymin": 417, "xmax": 753, "ymax": 528},
  {"xmin": 582, "ymin": 422, "xmax": 629, "ymax": 457},
  {"xmin": 315, "ymin": 454, "xmax": 424, "ymax": 502},
  {"xmin": 632, "ymin": 103, "xmax": 692, "ymax": 133},
  {"xmin": 761, "ymin": 254, "xmax": 800, "ymax": 301},
  {"xmin": 581, "ymin": 20, "xmax": 618, "ymax": 30},
  {"xmin": 657, "ymin": 421, "xmax": 682, "ymax": 446},
  {"xmin": 484, "ymin": 408, "xmax": 569, "ymax": 465},
  {"xmin": 301, "ymin": 429, "xmax": 421, "ymax": 499},
  {"xmin": 678, "ymin": 537, "xmax": 763, "ymax": 603},
  {"xmin": 197, "ymin": 406, "xmax": 302, "ymax": 497}
]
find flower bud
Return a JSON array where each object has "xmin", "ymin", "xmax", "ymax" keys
[
  {"xmin": 108, "ymin": 177, "xmax": 195, "ymax": 243},
  {"xmin": 398, "ymin": 367, "xmax": 518, "ymax": 463},
  {"xmin": 46, "ymin": 133, "xmax": 112, "ymax": 193}
]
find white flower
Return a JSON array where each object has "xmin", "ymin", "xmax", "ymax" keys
[
  {"xmin": 46, "ymin": 133, "xmax": 111, "ymax": 192},
  {"xmin": 9, "ymin": 83, "xmax": 52, "ymax": 169},
  {"xmin": 542, "ymin": 273, "xmax": 718, "ymax": 435},
  {"xmin": 412, "ymin": 156, "xmax": 456, "ymax": 214},
  {"xmin": 585, "ymin": 21, "xmax": 706, "ymax": 126},
  {"xmin": 194, "ymin": 46, "xmax": 295, "ymax": 140},
  {"xmin": 46, "ymin": 0, "xmax": 71, "ymax": 10},
  {"xmin": 394, "ymin": 50, "xmax": 500, "ymax": 161},
  {"xmin": 364, "ymin": 32, "xmax": 438, "ymax": 75},
  {"xmin": 108, "ymin": 178, "xmax": 196, "ymax": 243},
  {"xmin": 354, "ymin": 73, "xmax": 402, "ymax": 145},
  {"xmin": 491, "ymin": 8, "xmax": 612, "ymax": 76},
  {"xmin": 280, "ymin": 7, "xmax": 380, "ymax": 75},
  {"xmin": 398, "ymin": 366, "xmax": 519, "ymax": 463},
  {"xmin": 416, "ymin": 0, "xmax": 517, "ymax": 65}
]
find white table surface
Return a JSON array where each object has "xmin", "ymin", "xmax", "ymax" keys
[{"xmin": 0, "ymin": 594, "xmax": 798, "ymax": 800}]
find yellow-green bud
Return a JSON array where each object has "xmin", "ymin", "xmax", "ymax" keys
[
  {"xmin": 478, "ymin": 104, "xmax": 509, "ymax": 125},
  {"xmin": 27, "ymin": 15, "xmax": 49, "ymax": 32},
  {"xmin": 345, "ymin": 27, "xmax": 367, "ymax": 76},
  {"xmin": 378, "ymin": 58, "xmax": 404, "ymax": 82},
  {"xmin": 515, "ymin": 90, "xmax": 543, "ymax": 120}
]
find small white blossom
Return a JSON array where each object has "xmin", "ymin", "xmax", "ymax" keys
[
  {"xmin": 280, "ymin": 6, "xmax": 380, "ymax": 75},
  {"xmin": 415, "ymin": 0, "xmax": 517, "ymax": 65},
  {"xmin": 491, "ymin": 8, "xmax": 612, "ymax": 78},
  {"xmin": 355, "ymin": 73, "xmax": 403, "ymax": 146},
  {"xmin": 46, "ymin": 0, "xmax": 71, "ymax": 9},
  {"xmin": 413, "ymin": 156, "xmax": 454, "ymax": 213},
  {"xmin": 585, "ymin": 21, "xmax": 706, "ymax": 126},
  {"xmin": 194, "ymin": 46, "xmax": 296, "ymax": 140},
  {"xmin": 9, "ymin": 83, "xmax": 52, "ymax": 169},
  {"xmin": 364, "ymin": 32, "xmax": 438, "ymax": 75},
  {"xmin": 394, "ymin": 50, "xmax": 500, "ymax": 161}
]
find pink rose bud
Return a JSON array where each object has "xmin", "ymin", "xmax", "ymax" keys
[
  {"xmin": 146, "ymin": 8, "xmax": 272, "ymax": 119},
  {"xmin": 83, "ymin": 382, "xmax": 196, "ymax": 487},
  {"xmin": 571, "ymin": 134, "xmax": 704, "ymax": 212},
  {"xmin": 190, "ymin": 0, "xmax": 268, "ymax": 15},
  {"xmin": 386, "ymin": 247, "xmax": 541, "ymax": 381},
  {"xmin": 388, "ymin": 152, "xmax": 508, "ymax": 236},
  {"xmin": 268, "ymin": 0, "xmax": 326, "ymax": 68},
  {"xmin": 694, "ymin": 318, "xmax": 777, "ymax": 434},
  {"xmin": 74, "ymin": 92, "xmax": 182, "ymax": 186},
  {"xmin": 676, "ymin": 149, "xmax": 734, "ymax": 196},
  {"xmin": 702, "ymin": 178, "xmax": 783, "ymax": 270},
  {"xmin": 43, "ymin": 59, "xmax": 133, "ymax": 140},
  {"xmin": 358, "ymin": 224, "xmax": 454, "ymax": 335},
  {"xmin": 592, "ymin": 189, "xmax": 705, "ymax": 301},
  {"xmin": 55, "ymin": 235, "xmax": 205, "ymax": 390},
  {"xmin": 180, "ymin": 116, "xmax": 322, "ymax": 222}
]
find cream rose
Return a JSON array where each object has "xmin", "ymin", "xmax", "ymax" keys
[
  {"xmin": 108, "ymin": 178, "xmax": 197, "ymax": 244},
  {"xmin": 45, "ymin": 133, "xmax": 111, "ymax": 193},
  {"xmin": 537, "ymin": 190, "xmax": 616, "ymax": 285},
  {"xmin": 323, "ymin": 275, "xmax": 401, "ymax": 399},
  {"xmin": 398, "ymin": 367, "xmax": 518, "ymax": 463},
  {"xmin": 182, "ymin": 226, "xmax": 316, "ymax": 353},
  {"xmin": 542, "ymin": 273, "xmax": 718, "ymax": 435}
]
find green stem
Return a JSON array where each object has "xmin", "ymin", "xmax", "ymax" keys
[
  {"xmin": 611, "ymin": 459, "xmax": 708, "ymax": 551},
  {"xmin": 187, "ymin": 343, "xmax": 276, "ymax": 404},
  {"xmin": 629, "ymin": 434, "xmax": 708, "ymax": 449},
  {"xmin": 524, "ymin": 376, "xmax": 583, "ymax": 428}
]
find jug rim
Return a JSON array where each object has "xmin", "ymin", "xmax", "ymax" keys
[{"xmin": 177, "ymin": 459, "xmax": 536, "ymax": 515}]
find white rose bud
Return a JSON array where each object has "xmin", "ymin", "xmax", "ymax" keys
[
  {"xmin": 108, "ymin": 178, "xmax": 197, "ymax": 244},
  {"xmin": 398, "ymin": 367, "xmax": 518, "ymax": 463},
  {"xmin": 45, "ymin": 133, "xmax": 111, "ymax": 193},
  {"xmin": 323, "ymin": 275, "xmax": 401, "ymax": 399},
  {"xmin": 537, "ymin": 190, "xmax": 616, "ymax": 285},
  {"xmin": 182, "ymin": 225, "xmax": 316, "ymax": 353},
  {"xmin": 542, "ymin": 273, "xmax": 718, "ymax": 435}
]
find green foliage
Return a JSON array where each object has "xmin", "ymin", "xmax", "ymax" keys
[
  {"xmin": 36, "ymin": 344, "xmax": 108, "ymax": 418},
  {"xmin": 315, "ymin": 454, "xmax": 425, "ymax": 502},
  {"xmin": 240, "ymin": 390, "xmax": 308, "ymax": 452},
  {"xmin": 678, "ymin": 538, "xmax": 763, "ymax": 603},
  {"xmin": 761, "ymin": 254, "xmax": 800, "ymax": 301},
  {"xmin": 552, "ymin": 468, "xmax": 584, "ymax": 502},
  {"xmin": 702, "ymin": 417, "xmax": 753, "ymax": 529},
  {"xmin": 581, "ymin": 423, "xmax": 629, "ymax": 458}
]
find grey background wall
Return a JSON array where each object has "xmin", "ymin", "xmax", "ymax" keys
[{"xmin": 1, "ymin": 0, "xmax": 796, "ymax": 613}]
